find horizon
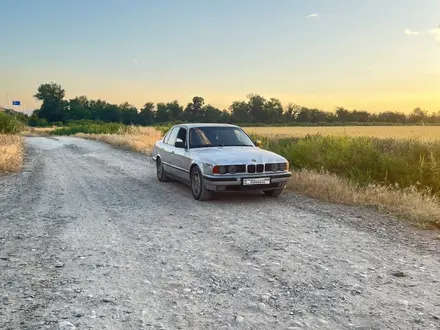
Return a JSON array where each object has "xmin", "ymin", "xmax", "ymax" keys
[{"xmin": 1, "ymin": 0, "xmax": 439, "ymax": 114}]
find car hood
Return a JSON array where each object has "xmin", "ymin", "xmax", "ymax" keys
[{"xmin": 191, "ymin": 147, "xmax": 287, "ymax": 165}]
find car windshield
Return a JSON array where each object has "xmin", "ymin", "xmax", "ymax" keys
[{"xmin": 189, "ymin": 126, "xmax": 254, "ymax": 148}]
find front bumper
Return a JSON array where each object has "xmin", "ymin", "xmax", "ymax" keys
[{"xmin": 203, "ymin": 172, "xmax": 292, "ymax": 191}]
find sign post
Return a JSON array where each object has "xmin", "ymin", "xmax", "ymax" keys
[{"xmin": 12, "ymin": 100, "xmax": 21, "ymax": 113}]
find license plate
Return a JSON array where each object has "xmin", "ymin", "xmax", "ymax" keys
[{"xmin": 243, "ymin": 177, "xmax": 271, "ymax": 185}]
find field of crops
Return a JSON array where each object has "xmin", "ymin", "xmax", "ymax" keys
[{"xmin": 245, "ymin": 126, "xmax": 440, "ymax": 141}]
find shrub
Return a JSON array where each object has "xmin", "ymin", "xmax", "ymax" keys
[
  {"xmin": 256, "ymin": 134, "xmax": 440, "ymax": 196},
  {"xmin": 0, "ymin": 112, "xmax": 24, "ymax": 134}
]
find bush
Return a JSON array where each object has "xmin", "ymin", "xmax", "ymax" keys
[
  {"xmin": 154, "ymin": 123, "xmax": 174, "ymax": 135},
  {"xmin": 0, "ymin": 112, "xmax": 24, "ymax": 134},
  {"xmin": 28, "ymin": 115, "xmax": 49, "ymax": 127},
  {"xmin": 256, "ymin": 134, "xmax": 440, "ymax": 195}
]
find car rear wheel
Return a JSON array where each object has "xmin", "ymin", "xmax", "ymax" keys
[
  {"xmin": 191, "ymin": 166, "xmax": 212, "ymax": 201},
  {"xmin": 264, "ymin": 188, "xmax": 284, "ymax": 197},
  {"xmin": 156, "ymin": 158, "xmax": 170, "ymax": 182}
]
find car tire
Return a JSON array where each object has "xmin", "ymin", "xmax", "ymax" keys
[
  {"xmin": 191, "ymin": 166, "xmax": 212, "ymax": 201},
  {"xmin": 156, "ymin": 158, "xmax": 170, "ymax": 182},
  {"xmin": 264, "ymin": 188, "xmax": 284, "ymax": 197}
]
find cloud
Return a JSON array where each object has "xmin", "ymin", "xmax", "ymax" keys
[
  {"xmin": 404, "ymin": 29, "xmax": 419, "ymax": 36},
  {"xmin": 306, "ymin": 13, "xmax": 319, "ymax": 18},
  {"xmin": 133, "ymin": 59, "xmax": 138, "ymax": 65},
  {"xmin": 428, "ymin": 26, "xmax": 440, "ymax": 42}
]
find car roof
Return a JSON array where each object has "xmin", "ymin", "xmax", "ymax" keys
[{"xmin": 176, "ymin": 123, "xmax": 240, "ymax": 129}]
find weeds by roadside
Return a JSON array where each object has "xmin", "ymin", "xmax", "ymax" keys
[
  {"xmin": 0, "ymin": 112, "xmax": 24, "ymax": 134},
  {"xmin": 254, "ymin": 134, "xmax": 440, "ymax": 196},
  {"xmin": 0, "ymin": 135, "xmax": 24, "ymax": 174},
  {"xmin": 50, "ymin": 122, "xmax": 131, "ymax": 135},
  {"xmin": 289, "ymin": 169, "xmax": 440, "ymax": 228},
  {"xmin": 77, "ymin": 126, "xmax": 162, "ymax": 154}
]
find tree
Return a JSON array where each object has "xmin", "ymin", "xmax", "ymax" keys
[
  {"xmin": 138, "ymin": 102, "xmax": 155, "ymax": 125},
  {"xmin": 34, "ymin": 82, "xmax": 67, "ymax": 122},
  {"xmin": 410, "ymin": 107, "xmax": 428, "ymax": 123},
  {"xmin": 119, "ymin": 102, "xmax": 138, "ymax": 124},
  {"xmin": 34, "ymin": 82, "xmax": 65, "ymax": 104},
  {"xmin": 247, "ymin": 94, "xmax": 266, "ymax": 122},
  {"xmin": 66, "ymin": 96, "xmax": 91, "ymax": 121},
  {"xmin": 166, "ymin": 100, "xmax": 183, "ymax": 121},
  {"xmin": 335, "ymin": 107, "xmax": 350, "ymax": 122},
  {"xmin": 264, "ymin": 98, "xmax": 283, "ymax": 124},
  {"xmin": 183, "ymin": 96, "xmax": 205, "ymax": 121},
  {"xmin": 376, "ymin": 111, "xmax": 407, "ymax": 124},
  {"xmin": 230, "ymin": 101, "xmax": 250, "ymax": 123},
  {"xmin": 202, "ymin": 105, "xmax": 224, "ymax": 122}
]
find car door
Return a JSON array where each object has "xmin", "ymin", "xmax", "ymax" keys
[
  {"xmin": 161, "ymin": 127, "xmax": 179, "ymax": 174},
  {"xmin": 171, "ymin": 127, "xmax": 192, "ymax": 183}
]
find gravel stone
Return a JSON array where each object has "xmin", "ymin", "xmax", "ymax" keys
[{"xmin": 0, "ymin": 136, "xmax": 440, "ymax": 329}]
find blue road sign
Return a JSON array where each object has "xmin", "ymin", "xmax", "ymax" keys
[{"xmin": 12, "ymin": 101, "xmax": 21, "ymax": 106}]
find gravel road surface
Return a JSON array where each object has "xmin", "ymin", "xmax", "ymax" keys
[{"xmin": 1, "ymin": 136, "xmax": 440, "ymax": 330}]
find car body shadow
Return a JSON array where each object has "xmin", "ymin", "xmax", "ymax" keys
[{"xmin": 166, "ymin": 178, "xmax": 279, "ymax": 204}]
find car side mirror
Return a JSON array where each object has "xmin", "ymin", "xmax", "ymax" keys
[
  {"xmin": 175, "ymin": 138, "xmax": 186, "ymax": 148},
  {"xmin": 254, "ymin": 139, "xmax": 262, "ymax": 147}
]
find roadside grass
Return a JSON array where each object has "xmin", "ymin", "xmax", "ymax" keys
[
  {"xmin": 49, "ymin": 122, "xmax": 131, "ymax": 135},
  {"xmin": 77, "ymin": 126, "xmax": 162, "ymax": 154},
  {"xmin": 253, "ymin": 134, "xmax": 440, "ymax": 227},
  {"xmin": 0, "ymin": 134, "xmax": 24, "ymax": 174},
  {"xmin": 23, "ymin": 126, "xmax": 58, "ymax": 136},
  {"xmin": 255, "ymin": 134, "xmax": 440, "ymax": 195},
  {"xmin": 290, "ymin": 169, "xmax": 440, "ymax": 228},
  {"xmin": 0, "ymin": 112, "xmax": 25, "ymax": 174},
  {"xmin": 0, "ymin": 112, "xmax": 24, "ymax": 134}
]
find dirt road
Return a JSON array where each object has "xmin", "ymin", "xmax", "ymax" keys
[{"xmin": 1, "ymin": 137, "xmax": 440, "ymax": 330}]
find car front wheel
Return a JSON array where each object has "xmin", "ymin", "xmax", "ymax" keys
[
  {"xmin": 156, "ymin": 158, "xmax": 169, "ymax": 182},
  {"xmin": 191, "ymin": 166, "xmax": 212, "ymax": 201}
]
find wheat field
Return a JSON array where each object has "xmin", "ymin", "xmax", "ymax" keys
[{"xmin": 245, "ymin": 125, "xmax": 440, "ymax": 140}]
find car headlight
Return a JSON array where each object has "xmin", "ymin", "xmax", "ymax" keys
[
  {"xmin": 279, "ymin": 162, "xmax": 289, "ymax": 171},
  {"xmin": 271, "ymin": 163, "xmax": 279, "ymax": 171}
]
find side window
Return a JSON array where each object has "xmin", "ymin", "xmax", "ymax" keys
[
  {"xmin": 163, "ymin": 128, "xmax": 172, "ymax": 144},
  {"xmin": 166, "ymin": 127, "xmax": 179, "ymax": 146},
  {"xmin": 176, "ymin": 128, "xmax": 187, "ymax": 146}
]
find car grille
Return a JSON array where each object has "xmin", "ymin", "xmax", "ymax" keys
[
  {"xmin": 235, "ymin": 165, "xmax": 246, "ymax": 173},
  {"xmin": 247, "ymin": 164, "xmax": 264, "ymax": 173},
  {"xmin": 219, "ymin": 163, "xmax": 286, "ymax": 174}
]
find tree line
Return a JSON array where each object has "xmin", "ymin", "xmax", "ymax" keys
[{"xmin": 27, "ymin": 82, "xmax": 440, "ymax": 126}]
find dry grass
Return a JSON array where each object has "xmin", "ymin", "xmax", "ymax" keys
[
  {"xmin": 289, "ymin": 169, "xmax": 440, "ymax": 227},
  {"xmin": 246, "ymin": 126, "xmax": 440, "ymax": 141},
  {"xmin": 23, "ymin": 126, "xmax": 58, "ymax": 136},
  {"xmin": 0, "ymin": 134, "xmax": 24, "ymax": 174},
  {"xmin": 77, "ymin": 126, "xmax": 162, "ymax": 154}
]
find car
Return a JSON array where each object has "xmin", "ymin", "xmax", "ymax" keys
[{"xmin": 151, "ymin": 123, "xmax": 292, "ymax": 201}]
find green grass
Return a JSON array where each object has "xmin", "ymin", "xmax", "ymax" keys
[
  {"xmin": 0, "ymin": 112, "xmax": 24, "ymax": 134},
  {"xmin": 50, "ymin": 123, "xmax": 133, "ymax": 136},
  {"xmin": 254, "ymin": 134, "xmax": 440, "ymax": 196}
]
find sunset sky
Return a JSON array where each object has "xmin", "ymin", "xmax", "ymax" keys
[{"xmin": 1, "ymin": 0, "xmax": 439, "ymax": 113}]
